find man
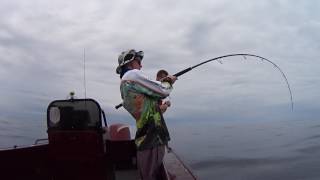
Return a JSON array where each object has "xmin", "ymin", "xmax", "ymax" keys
[{"xmin": 116, "ymin": 49, "xmax": 177, "ymax": 180}]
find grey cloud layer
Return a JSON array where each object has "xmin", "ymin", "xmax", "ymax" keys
[{"xmin": 0, "ymin": 0, "xmax": 319, "ymax": 124}]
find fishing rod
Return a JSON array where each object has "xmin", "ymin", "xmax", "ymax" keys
[{"xmin": 115, "ymin": 53, "xmax": 294, "ymax": 110}]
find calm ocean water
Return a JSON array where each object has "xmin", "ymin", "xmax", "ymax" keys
[
  {"xmin": 170, "ymin": 119, "xmax": 320, "ymax": 180},
  {"xmin": 1, "ymin": 117, "xmax": 320, "ymax": 180}
]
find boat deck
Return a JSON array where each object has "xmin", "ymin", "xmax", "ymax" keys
[{"xmin": 115, "ymin": 169, "xmax": 139, "ymax": 180}]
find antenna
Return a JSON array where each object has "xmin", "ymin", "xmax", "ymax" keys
[{"xmin": 83, "ymin": 48, "xmax": 87, "ymax": 99}]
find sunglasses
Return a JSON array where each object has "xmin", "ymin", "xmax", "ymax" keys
[{"xmin": 135, "ymin": 51, "xmax": 144, "ymax": 59}]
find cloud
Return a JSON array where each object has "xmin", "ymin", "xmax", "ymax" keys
[{"xmin": 0, "ymin": 0, "xmax": 319, "ymax": 129}]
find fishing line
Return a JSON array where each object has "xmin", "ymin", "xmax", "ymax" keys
[{"xmin": 116, "ymin": 53, "xmax": 294, "ymax": 110}]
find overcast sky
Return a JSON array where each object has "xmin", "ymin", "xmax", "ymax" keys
[{"xmin": 0, "ymin": 0, "xmax": 320, "ymax": 130}]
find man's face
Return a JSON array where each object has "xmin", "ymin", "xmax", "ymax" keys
[{"xmin": 131, "ymin": 58, "xmax": 142, "ymax": 70}]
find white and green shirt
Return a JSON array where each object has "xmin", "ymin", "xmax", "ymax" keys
[{"xmin": 120, "ymin": 69, "xmax": 172, "ymax": 150}]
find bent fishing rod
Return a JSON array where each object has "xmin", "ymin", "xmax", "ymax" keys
[{"xmin": 115, "ymin": 53, "xmax": 294, "ymax": 110}]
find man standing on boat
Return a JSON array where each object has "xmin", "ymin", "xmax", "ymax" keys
[{"xmin": 116, "ymin": 49, "xmax": 177, "ymax": 180}]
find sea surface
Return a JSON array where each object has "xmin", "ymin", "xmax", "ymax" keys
[
  {"xmin": 1, "ymin": 117, "xmax": 320, "ymax": 180},
  {"xmin": 169, "ymin": 119, "xmax": 320, "ymax": 180}
]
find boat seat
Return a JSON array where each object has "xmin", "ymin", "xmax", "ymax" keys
[{"xmin": 46, "ymin": 99, "xmax": 114, "ymax": 180}]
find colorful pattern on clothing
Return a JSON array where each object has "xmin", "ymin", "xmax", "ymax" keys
[{"xmin": 120, "ymin": 69, "xmax": 172, "ymax": 150}]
